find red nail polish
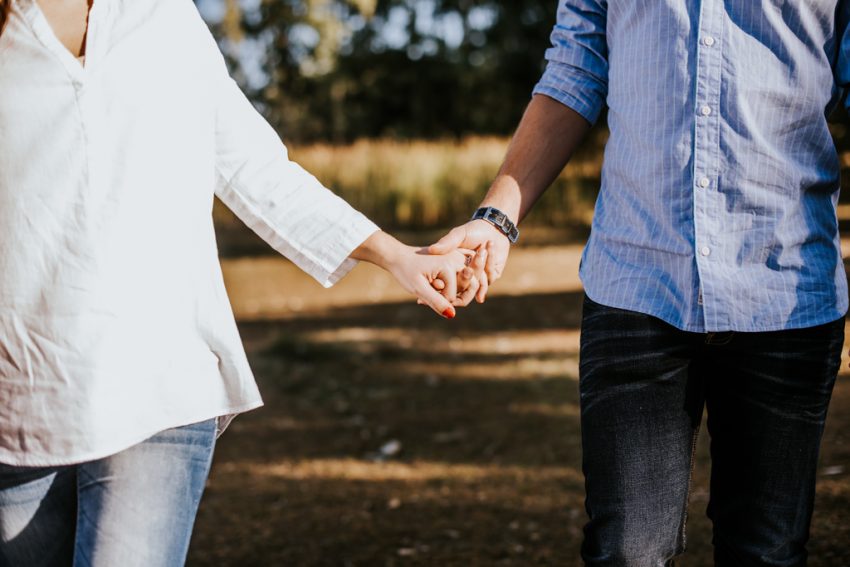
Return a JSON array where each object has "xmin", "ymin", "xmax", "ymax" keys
[{"xmin": 442, "ymin": 308, "xmax": 455, "ymax": 319}]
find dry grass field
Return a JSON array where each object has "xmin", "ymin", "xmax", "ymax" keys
[
  {"xmin": 212, "ymin": 136, "xmax": 605, "ymax": 248},
  {"xmin": 185, "ymin": 244, "xmax": 850, "ymax": 566}
]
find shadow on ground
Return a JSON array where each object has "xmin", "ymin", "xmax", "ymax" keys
[{"xmin": 187, "ymin": 291, "xmax": 850, "ymax": 566}]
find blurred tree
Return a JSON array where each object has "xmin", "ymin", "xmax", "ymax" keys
[
  {"xmin": 197, "ymin": 0, "xmax": 850, "ymax": 182},
  {"xmin": 196, "ymin": 0, "xmax": 558, "ymax": 143}
]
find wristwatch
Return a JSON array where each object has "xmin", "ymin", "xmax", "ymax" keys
[{"xmin": 471, "ymin": 206, "xmax": 520, "ymax": 244}]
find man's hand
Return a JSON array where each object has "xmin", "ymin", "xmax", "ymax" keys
[
  {"xmin": 429, "ymin": 219, "xmax": 510, "ymax": 303},
  {"xmin": 428, "ymin": 96, "xmax": 592, "ymax": 303}
]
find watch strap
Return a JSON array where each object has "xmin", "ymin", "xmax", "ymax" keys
[{"xmin": 471, "ymin": 207, "xmax": 519, "ymax": 244}]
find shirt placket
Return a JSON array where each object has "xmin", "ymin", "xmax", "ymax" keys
[
  {"xmin": 77, "ymin": 3, "xmax": 112, "ymax": 213},
  {"xmin": 692, "ymin": 0, "xmax": 725, "ymax": 331},
  {"xmin": 21, "ymin": 0, "xmax": 110, "ymax": 196}
]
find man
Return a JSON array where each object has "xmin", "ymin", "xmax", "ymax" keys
[{"xmin": 432, "ymin": 1, "xmax": 849, "ymax": 564}]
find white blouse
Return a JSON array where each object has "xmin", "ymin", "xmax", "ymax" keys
[{"xmin": 0, "ymin": 0, "xmax": 379, "ymax": 466}]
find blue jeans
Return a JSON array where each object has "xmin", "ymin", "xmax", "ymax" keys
[
  {"xmin": 579, "ymin": 295, "xmax": 843, "ymax": 566},
  {"xmin": 0, "ymin": 419, "xmax": 216, "ymax": 567}
]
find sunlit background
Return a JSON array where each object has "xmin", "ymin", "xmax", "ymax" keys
[{"xmin": 186, "ymin": 1, "xmax": 850, "ymax": 565}]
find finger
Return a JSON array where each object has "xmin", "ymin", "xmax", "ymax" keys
[
  {"xmin": 471, "ymin": 246, "xmax": 490, "ymax": 302},
  {"xmin": 484, "ymin": 240, "xmax": 503, "ymax": 284},
  {"xmin": 471, "ymin": 244, "xmax": 488, "ymax": 272},
  {"xmin": 455, "ymin": 275, "xmax": 480, "ymax": 307},
  {"xmin": 476, "ymin": 271, "xmax": 489, "ymax": 303},
  {"xmin": 416, "ymin": 281, "xmax": 456, "ymax": 319},
  {"xmin": 432, "ymin": 277, "xmax": 446, "ymax": 291},
  {"xmin": 428, "ymin": 227, "xmax": 466, "ymax": 255},
  {"xmin": 456, "ymin": 266, "xmax": 474, "ymax": 293},
  {"xmin": 439, "ymin": 265, "xmax": 458, "ymax": 301},
  {"xmin": 471, "ymin": 245, "xmax": 487, "ymax": 285}
]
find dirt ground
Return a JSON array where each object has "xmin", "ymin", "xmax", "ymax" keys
[{"xmin": 186, "ymin": 244, "xmax": 850, "ymax": 566}]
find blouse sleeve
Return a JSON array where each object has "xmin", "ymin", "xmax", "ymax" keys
[{"xmin": 185, "ymin": 1, "xmax": 380, "ymax": 287}]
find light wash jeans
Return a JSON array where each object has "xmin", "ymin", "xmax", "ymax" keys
[{"xmin": 0, "ymin": 418, "xmax": 216, "ymax": 567}]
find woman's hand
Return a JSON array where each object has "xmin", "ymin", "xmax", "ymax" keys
[
  {"xmin": 393, "ymin": 246, "xmax": 479, "ymax": 318},
  {"xmin": 349, "ymin": 231, "xmax": 476, "ymax": 318},
  {"xmin": 432, "ymin": 246, "xmax": 486, "ymax": 306}
]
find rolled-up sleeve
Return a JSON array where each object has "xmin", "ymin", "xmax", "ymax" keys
[
  {"xmin": 533, "ymin": 0, "xmax": 609, "ymax": 125},
  {"xmin": 187, "ymin": 3, "xmax": 379, "ymax": 288}
]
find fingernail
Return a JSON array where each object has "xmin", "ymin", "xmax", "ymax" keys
[{"xmin": 442, "ymin": 308, "xmax": 456, "ymax": 319}]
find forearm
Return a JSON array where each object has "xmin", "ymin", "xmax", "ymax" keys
[
  {"xmin": 479, "ymin": 94, "xmax": 592, "ymax": 223},
  {"xmin": 349, "ymin": 230, "xmax": 408, "ymax": 271}
]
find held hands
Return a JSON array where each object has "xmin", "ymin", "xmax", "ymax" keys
[
  {"xmin": 420, "ymin": 245, "xmax": 487, "ymax": 311},
  {"xmin": 428, "ymin": 219, "xmax": 511, "ymax": 304},
  {"xmin": 383, "ymin": 245, "xmax": 476, "ymax": 318},
  {"xmin": 351, "ymin": 227, "xmax": 508, "ymax": 319},
  {"xmin": 409, "ymin": 218, "xmax": 510, "ymax": 316}
]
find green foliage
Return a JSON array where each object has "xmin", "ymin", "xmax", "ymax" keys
[{"xmin": 198, "ymin": 0, "xmax": 557, "ymax": 143}]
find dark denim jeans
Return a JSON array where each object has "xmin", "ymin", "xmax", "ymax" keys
[{"xmin": 578, "ymin": 295, "xmax": 843, "ymax": 567}]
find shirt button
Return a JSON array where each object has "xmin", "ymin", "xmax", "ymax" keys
[
  {"xmin": 700, "ymin": 246, "xmax": 711, "ymax": 257},
  {"xmin": 698, "ymin": 177, "xmax": 710, "ymax": 188},
  {"xmin": 700, "ymin": 105, "xmax": 712, "ymax": 116},
  {"xmin": 703, "ymin": 36, "xmax": 715, "ymax": 47}
]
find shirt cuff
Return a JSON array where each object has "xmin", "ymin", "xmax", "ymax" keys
[
  {"xmin": 312, "ymin": 212, "xmax": 381, "ymax": 288},
  {"xmin": 532, "ymin": 63, "xmax": 606, "ymax": 125}
]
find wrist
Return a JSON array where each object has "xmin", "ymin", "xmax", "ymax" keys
[
  {"xmin": 479, "ymin": 175, "xmax": 522, "ymax": 222},
  {"xmin": 471, "ymin": 206, "xmax": 520, "ymax": 244},
  {"xmin": 468, "ymin": 218, "xmax": 506, "ymax": 247},
  {"xmin": 350, "ymin": 231, "xmax": 409, "ymax": 272}
]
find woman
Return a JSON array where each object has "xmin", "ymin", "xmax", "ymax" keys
[{"xmin": 0, "ymin": 1, "xmax": 481, "ymax": 565}]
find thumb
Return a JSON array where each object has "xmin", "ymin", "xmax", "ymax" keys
[
  {"xmin": 428, "ymin": 227, "xmax": 466, "ymax": 255},
  {"xmin": 416, "ymin": 282, "xmax": 457, "ymax": 319}
]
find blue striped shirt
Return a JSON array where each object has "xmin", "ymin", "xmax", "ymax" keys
[{"xmin": 534, "ymin": 0, "xmax": 850, "ymax": 332}]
